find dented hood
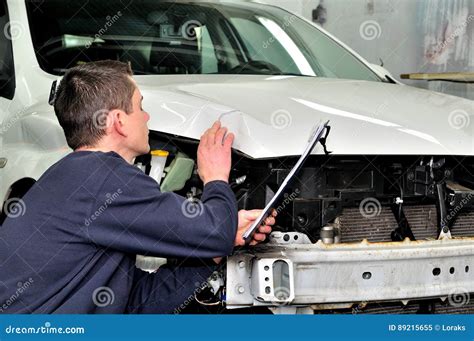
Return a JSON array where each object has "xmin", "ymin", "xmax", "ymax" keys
[{"xmin": 138, "ymin": 75, "xmax": 473, "ymax": 159}]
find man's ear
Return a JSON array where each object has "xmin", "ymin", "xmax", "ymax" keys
[{"xmin": 110, "ymin": 109, "xmax": 128, "ymax": 137}]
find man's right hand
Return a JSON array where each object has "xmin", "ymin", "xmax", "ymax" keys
[{"xmin": 197, "ymin": 121, "xmax": 234, "ymax": 185}]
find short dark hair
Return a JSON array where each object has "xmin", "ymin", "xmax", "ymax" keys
[{"xmin": 54, "ymin": 60, "xmax": 135, "ymax": 150}]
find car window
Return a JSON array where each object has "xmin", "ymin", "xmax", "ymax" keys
[
  {"xmin": 289, "ymin": 17, "xmax": 381, "ymax": 81},
  {"xmin": 0, "ymin": 0, "xmax": 15, "ymax": 99},
  {"xmin": 229, "ymin": 17, "xmax": 301, "ymax": 75},
  {"xmin": 25, "ymin": 0, "xmax": 381, "ymax": 82}
]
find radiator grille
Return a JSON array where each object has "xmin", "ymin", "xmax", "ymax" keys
[
  {"xmin": 451, "ymin": 207, "xmax": 474, "ymax": 237},
  {"xmin": 339, "ymin": 205, "xmax": 472, "ymax": 242}
]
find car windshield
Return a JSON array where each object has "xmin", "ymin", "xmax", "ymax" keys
[{"xmin": 26, "ymin": 0, "xmax": 381, "ymax": 81}]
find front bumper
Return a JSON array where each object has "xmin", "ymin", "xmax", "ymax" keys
[{"xmin": 226, "ymin": 232, "xmax": 474, "ymax": 310}]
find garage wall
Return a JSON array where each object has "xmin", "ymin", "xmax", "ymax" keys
[{"xmin": 249, "ymin": 0, "xmax": 474, "ymax": 100}]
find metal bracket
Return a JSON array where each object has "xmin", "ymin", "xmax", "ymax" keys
[{"xmin": 268, "ymin": 232, "xmax": 312, "ymax": 245}]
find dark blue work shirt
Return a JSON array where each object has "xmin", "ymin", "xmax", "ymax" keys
[{"xmin": 0, "ymin": 151, "xmax": 238, "ymax": 313}]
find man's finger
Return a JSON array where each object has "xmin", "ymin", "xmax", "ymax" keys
[
  {"xmin": 264, "ymin": 217, "xmax": 275, "ymax": 226},
  {"xmin": 206, "ymin": 121, "xmax": 221, "ymax": 146},
  {"xmin": 201, "ymin": 128, "xmax": 213, "ymax": 146},
  {"xmin": 258, "ymin": 225, "xmax": 272, "ymax": 234},
  {"xmin": 209, "ymin": 121, "xmax": 221, "ymax": 135},
  {"xmin": 215, "ymin": 127, "xmax": 228, "ymax": 146},
  {"xmin": 253, "ymin": 233, "xmax": 267, "ymax": 242},
  {"xmin": 244, "ymin": 209, "xmax": 262, "ymax": 220},
  {"xmin": 223, "ymin": 132, "xmax": 234, "ymax": 150}
]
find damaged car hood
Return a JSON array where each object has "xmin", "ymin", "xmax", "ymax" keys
[{"xmin": 139, "ymin": 75, "xmax": 473, "ymax": 159}]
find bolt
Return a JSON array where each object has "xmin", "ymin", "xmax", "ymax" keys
[
  {"xmin": 395, "ymin": 197, "xmax": 403, "ymax": 205},
  {"xmin": 237, "ymin": 286, "xmax": 245, "ymax": 294},
  {"xmin": 238, "ymin": 261, "xmax": 245, "ymax": 268},
  {"xmin": 297, "ymin": 215, "xmax": 306, "ymax": 226},
  {"xmin": 443, "ymin": 226, "xmax": 449, "ymax": 233}
]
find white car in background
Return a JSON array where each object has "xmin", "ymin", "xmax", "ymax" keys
[{"xmin": 1, "ymin": 0, "xmax": 473, "ymax": 314}]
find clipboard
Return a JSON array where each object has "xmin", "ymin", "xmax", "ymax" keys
[{"xmin": 242, "ymin": 120, "xmax": 330, "ymax": 244}]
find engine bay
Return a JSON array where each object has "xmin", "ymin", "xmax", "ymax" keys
[{"xmin": 142, "ymin": 131, "xmax": 474, "ymax": 244}]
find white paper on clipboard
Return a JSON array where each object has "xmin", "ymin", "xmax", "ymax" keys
[{"xmin": 242, "ymin": 120, "xmax": 330, "ymax": 243}]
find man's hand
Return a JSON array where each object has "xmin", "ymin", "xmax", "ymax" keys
[
  {"xmin": 197, "ymin": 121, "xmax": 234, "ymax": 185},
  {"xmin": 234, "ymin": 209, "xmax": 276, "ymax": 246},
  {"xmin": 213, "ymin": 209, "xmax": 276, "ymax": 264}
]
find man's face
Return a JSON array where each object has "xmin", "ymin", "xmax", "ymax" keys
[{"xmin": 122, "ymin": 85, "xmax": 150, "ymax": 157}]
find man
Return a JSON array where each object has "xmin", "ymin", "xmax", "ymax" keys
[{"xmin": 0, "ymin": 60, "xmax": 274, "ymax": 313}]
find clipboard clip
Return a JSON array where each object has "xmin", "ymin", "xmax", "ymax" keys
[
  {"xmin": 319, "ymin": 125, "xmax": 332, "ymax": 155},
  {"xmin": 308, "ymin": 123, "xmax": 331, "ymax": 156}
]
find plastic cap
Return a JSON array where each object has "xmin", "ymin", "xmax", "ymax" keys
[{"xmin": 150, "ymin": 150, "xmax": 169, "ymax": 157}]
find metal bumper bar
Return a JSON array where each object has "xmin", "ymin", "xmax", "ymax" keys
[{"xmin": 226, "ymin": 232, "xmax": 474, "ymax": 309}]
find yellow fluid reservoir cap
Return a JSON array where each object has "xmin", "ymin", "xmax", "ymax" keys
[{"xmin": 150, "ymin": 150, "xmax": 169, "ymax": 157}]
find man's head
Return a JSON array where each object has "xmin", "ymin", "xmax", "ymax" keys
[{"xmin": 54, "ymin": 60, "xmax": 150, "ymax": 159}]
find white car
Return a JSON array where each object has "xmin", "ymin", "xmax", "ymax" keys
[{"xmin": 1, "ymin": 0, "xmax": 473, "ymax": 314}]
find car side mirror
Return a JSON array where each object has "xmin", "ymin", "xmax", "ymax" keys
[{"xmin": 370, "ymin": 64, "xmax": 399, "ymax": 84}]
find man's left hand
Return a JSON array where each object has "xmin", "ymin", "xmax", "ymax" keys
[
  {"xmin": 213, "ymin": 209, "xmax": 276, "ymax": 264},
  {"xmin": 234, "ymin": 209, "xmax": 276, "ymax": 246}
]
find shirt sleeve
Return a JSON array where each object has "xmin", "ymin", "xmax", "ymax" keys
[{"xmin": 84, "ymin": 161, "xmax": 238, "ymax": 259}]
